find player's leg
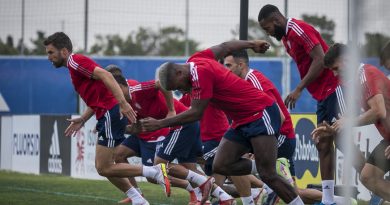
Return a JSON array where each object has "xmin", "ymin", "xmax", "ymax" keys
[
  {"xmin": 360, "ymin": 140, "xmax": 390, "ymax": 201},
  {"xmin": 230, "ymin": 175, "xmax": 255, "ymax": 205}
]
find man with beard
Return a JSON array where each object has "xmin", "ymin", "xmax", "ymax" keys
[{"xmin": 258, "ymin": 5, "xmax": 361, "ymax": 205}]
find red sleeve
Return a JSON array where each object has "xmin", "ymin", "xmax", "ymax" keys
[
  {"xmin": 187, "ymin": 49, "xmax": 215, "ymax": 62},
  {"xmin": 179, "ymin": 93, "xmax": 192, "ymax": 107},
  {"xmin": 291, "ymin": 23, "xmax": 320, "ymax": 54},
  {"xmin": 361, "ymin": 68, "xmax": 382, "ymax": 101},
  {"xmin": 130, "ymin": 80, "xmax": 158, "ymax": 99},
  {"xmin": 190, "ymin": 64, "xmax": 213, "ymax": 100},
  {"xmin": 68, "ymin": 54, "xmax": 98, "ymax": 78}
]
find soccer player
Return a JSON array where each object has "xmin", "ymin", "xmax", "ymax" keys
[
  {"xmin": 258, "ymin": 5, "xmax": 365, "ymax": 205},
  {"xmin": 224, "ymin": 49, "xmax": 357, "ymax": 205},
  {"xmin": 141, "ymin": 40, "xmax": 305, "ymax": 205},
  {"xmin": 312, "ymin": 43, "xmax": 390, "ymax": 202},
  {"xmin": 44, "ymin": 32, "xmax": 169, "ymax": 205}
]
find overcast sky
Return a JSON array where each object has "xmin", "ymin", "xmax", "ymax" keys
[{"xmin": 0, "ymin": 0, "xmax": 389, "ymax": 53}]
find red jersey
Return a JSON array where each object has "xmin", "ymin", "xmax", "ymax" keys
[
  {"xmin": 67, "ymin": 54, "xmax": 117, "ymax": 119},
  {"xmin": 245, "ymin": 69, "xmax": 295, "ymax": 139},
  {"xmin": 180, "ymin": 94, "xmax": 229, "ymax": 142},
  {"xmin": 127, "ymin": 79, "xmax": 188, "ymax": 141},
  {"xmin": 186, "ymin": 49, "xmax": 275, "ymax": 128},
  {"xmin": 282, "ymin": 18, "xmax": 339, "ymax": 101},
  {"xmin": 359, "ymin": 64, "xmax": 390, "ymax": 141}
]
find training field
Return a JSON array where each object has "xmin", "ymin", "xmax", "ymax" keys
[{"xmin": 0, "ymin": 171, "xmax": 192, "ymax": 205}]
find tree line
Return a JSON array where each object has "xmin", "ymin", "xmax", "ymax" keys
[{"xmin": 0, "ymin": 14, "xmax": 388, "ymax": 57}]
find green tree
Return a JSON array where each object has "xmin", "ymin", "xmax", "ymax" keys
[
  {"xmin": 363, "ymin": 33, "xmax": 390, "ymax": 57},
  {"xmin": 0, "ymin": 35, "xmax": 19, "ymax": 55},
  {"xmin": 29, "ymin": 31, "xmax": 47, "ymax": 55},
  {"xmin": 301, "ymin": 14, "xmax": 335, "ymax": 45}
]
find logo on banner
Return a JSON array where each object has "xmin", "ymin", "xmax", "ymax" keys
[
  {"xmin": 75, "ymin": 129, "xmax": 85, "ymax": 174},
  {"xmin": 13, "ymin": 133, "xmax": 40, "ymax": 156},
  {"xmin": 48, "ymin": 121, "xmax": 62, "ymax": 173},
  {"xmin": 293, "ymin": 118, "xmax": 319, "ymax": 179}
]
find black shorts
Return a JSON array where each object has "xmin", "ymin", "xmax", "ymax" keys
[
  {"xmin": 367, "ymin": 140, "xmax": 390, "ymax": 172},
  {"xmin": 316, "ymin": 86, "xmax": 345, "ymax": 125},
  {"xmin": 96, "ymin": 104, "xmax": 128, "ymax": 147}
]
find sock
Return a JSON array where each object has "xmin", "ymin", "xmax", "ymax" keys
[
  {"xmin": 136, "ymin": 188, "xmax": 142, "ymax": 194},
  {"xmin": 251, "ymin": 188, "xmax": 261, "ymax": 199},
  {"xmin": 142, "ymin": 165, "xmax": 158, "ymax": 179},
  {"xmin": 186, "ymin": 183, "xmax": 194, "ymax": 192},
  {"xmin": 288, "ymin": 196, "xmax": 304, "ymax": 205},
  {"xmin": 263, "ymin": 184, "xmax": 274, "ymax": 194},
  {"xmin": 126, "ymin": 187, "xmax": 146, "ymax": 204},
  {"xmin": 186, "ymin": 170, "xmax": 207, "ymax": 186},
  {"xmin": 211, "ymin": 186, "xmax": 232, "ymax": 201},
  {"xmin": 194, "ymin": 187, "xmax": 202, "ymax": 201},
  {"xmin": 251, "ymin": 160, "xmax": 258, "ymax": 174},
  {"xmin": 241, "ymin": 196, "xmax": 255, "ymax": 205},
  {"xmin": 321, "ymin": 180, "xmax": 335, "ymax": 204}
]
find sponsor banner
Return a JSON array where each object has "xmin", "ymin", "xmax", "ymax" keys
[
  {"xmin": 290, "ymin": 114, "xmax": 321, "ymax": 189},
  {"xmin": 1, "ymin": 116, "xmax": 12, "ymax": 170},
  {"xmin": 40, "ymin": 116, "xmax": 71, "ymax": 175},
  {"xmin": 70, "ymin": 116, "xmax": 104, "ymax": 180},
  {"xmin": 336, "ymin": 125, "xmax": 386, "ymax": 200},
  {"xmin": 12, "ymin": 115, "xmax": 40, "ymax": 174}
]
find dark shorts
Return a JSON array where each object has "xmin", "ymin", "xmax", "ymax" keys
[
  {"xmin": 223, "ymin": 103, "xmax": 281, "ymax": 149},
  {"xmin": 202, "ymin": 140, "xmax": 220, "ymax": 176},
  {"xmin": 367, "ymin": 140, "xmax": 390, "ymax": 173},
  {"xmin": 96, "ymin": 104, "xmax": 128, "ymax": 148},
  {"xmin": 156, "ymin": 121, "xmax": 203, "ymax": 163},
  {"xmin": 121, "ymin": 135, "xmax": 158, "ymax": 166},
  {"xmin": 317, "ymin": 86, "xmax": 345, "ymax": 125},
  {"xmin": 277, "ymin": 135, "xmax": 296, "ymax": 176}
]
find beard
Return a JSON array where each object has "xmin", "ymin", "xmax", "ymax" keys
[
  {"xmin": 273, "ymin": 25, "xmax": 285, "ymax": 41},
  {"xmin": 52, "ymin": 58, "xmax": 65, "ymax": 68}
]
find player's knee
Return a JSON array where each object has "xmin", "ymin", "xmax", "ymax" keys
[
  {"xmin": 360, "ymin": 172, "xmax": 374, "ymax": 188},
  {"xmin": 258, "ymin": 169, "xmax": 278, "ymax": 185},
  {"xmin": 114, "ymin": 152, "xmax": 128, "ymax": 163},
  {"xmin": 212, "ymin": 161, "xmax": 228, "ymax": 175},
  {"xmin": 95, "ymin": 164, "xmax": 110, "ymax": 177}
]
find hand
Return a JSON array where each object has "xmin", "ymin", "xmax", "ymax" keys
[
  {"xmin": 252, "ymin": 40, "xmax": 270, "ymax": 53},
  {"xmin": 125, "ymin": 121, "xmax": 142, "ymax": 135},
  {"xmin": 65, "ymin": 117, "xmax": 85, "ymax": 137},
  {"xmin": 119, "ymin": 102, "xmax": 137, "ymax": 123},
  {"xmin": 284, "ymin": 88, "xmax": 302, "ymax": 109},
  {"xmin": 311, "ymin": 121, "xmax": 337, "ymax": 144},
  {"xmin": 385, "ymin": 145, "xmax": 390, "ymax": 159},
  {"xmin": 166, "ymin": 110, "xmax": 176, "ymax": 118},
  {"xmin": 140, "ymin": 117, "xmax": 162, "ymax": 132},
  {"xmin": 331, "ymin": 118, "xmax": 344, "ymax": 133}
]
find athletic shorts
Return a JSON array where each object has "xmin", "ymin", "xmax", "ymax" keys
[
  {"xmin": 202, "ymin": 140, "xmax": 220, "ymax": 176},
  {"xmin": 277, "ymin": 135, "xmax": 296, "ymax": 176},
  {"xmin": 156, "ymin": 121, "xmax": 203, "ymax": 163},
  {"xmin": 121, "ymin": 135, "xmax": 158, "ymax": 166},
  {"xmin": 317, "ymin": 86, "xmax": 345, "ymax": 125},
  {"xmin": 96, "ymin": 104, "xmax": 128, "ymax": 148},
  {"xmin": 223, "ymin": 103, "xmax": 281, "ymax": 149},
  {"xmin": 367, "ymin": 140, "xmax": 390, "ymax": 172}
]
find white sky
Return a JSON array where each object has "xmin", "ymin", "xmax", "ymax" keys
[{"xmin": 0, "ymin": 0, "xmax": 389, "ymax": 53}]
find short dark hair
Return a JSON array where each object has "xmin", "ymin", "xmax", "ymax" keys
[
  {"xmin": 324, "ymin": 43, "xmax": 347, "ymax": 67},
  {"xmin": 43, "ymin": 32, "xmax": 73, "ymax": 52},
  {"xmin": 112, "ymin": 73, "xmax": 128, "ymax": 87},
  {"xmin": 106, "ymin": 64, "xmax": 123, "ymax": 76},
  {"xmin": 258, "ymin": 4, "xmax": 280, "ymax": 22},
  {"xmin": 380, "ymin": 41, "xmax": 390, "ymax": 66},
  {"xmin": 230, "ymin": 49, "xmax": 249, "ymax": 64}
]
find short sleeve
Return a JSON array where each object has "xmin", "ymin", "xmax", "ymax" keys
[
  {"xmin": 361, "ymin": 68, "xmax": 382, "ymax": 101},
  {"xmin": 68, "ymin": 54, "xmax": 98, "ymax": 78},
  {"xmin": 292, "ymin": 23, "xmax": 320, "ymax": 54},
  {"xmin": 130, "ymin": 80, "xmax": 158, "ymax": 99}
]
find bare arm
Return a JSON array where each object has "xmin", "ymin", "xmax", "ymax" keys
[
  {"xmin": 92, "ymin": 67, "xmax": 136, "ymax": 122},
  {"xmin": 140, "ymin": 99, "xmax": 209, "ymax": 131},
  {"xmin": 210, "ymin": 40, "xmax": 270, "ymax": 60},
  {"xmin": 284, "ymin": 44, "xmax": 325, "ymax": 109},
  {"xmin": 356, "ymin": 94, "xmax": 386, "ymax": 126},
  {"xmin": 155, "ymin": 80, "xmax": 175, "ymax": 116}
]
